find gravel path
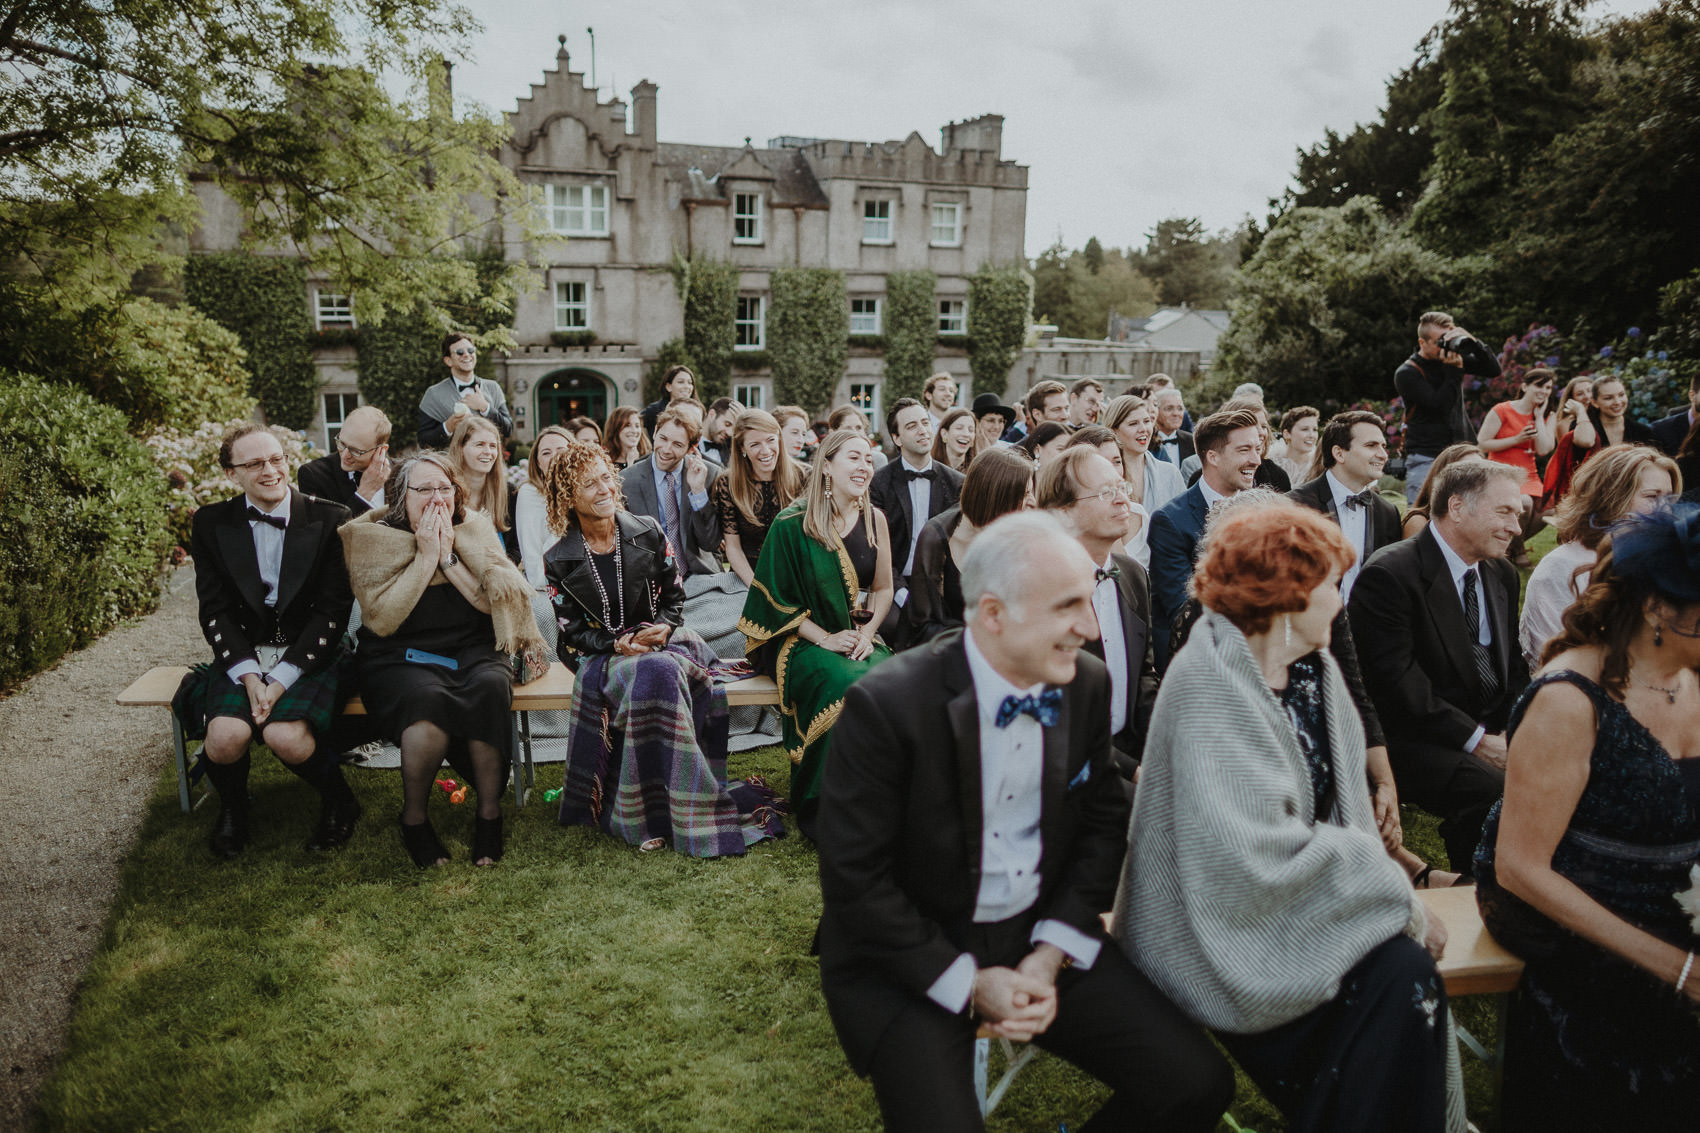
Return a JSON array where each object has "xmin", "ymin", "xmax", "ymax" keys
[{"xmin": 0, "ymin": 566, "xmax": 202, "ymax": 1129}]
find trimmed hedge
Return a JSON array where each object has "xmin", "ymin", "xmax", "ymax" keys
[{"xmin": 0, "ymin": 373, "xmax": 173, "ymax": 691}]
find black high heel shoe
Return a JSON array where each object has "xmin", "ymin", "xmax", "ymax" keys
[
  {"xmin": 471, "ymin": 813, "xmax": 504, "ymax": 867},
  {"xmin": 400, "ymin": 817, "xmax": 450, "ymax": 867}
]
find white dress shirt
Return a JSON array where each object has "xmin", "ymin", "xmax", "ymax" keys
[
  {"xmin": 1429, "ymin": 524, "xmax": 1492, "ymax": 753},
  {"xmin": 226, "ymin": 493, "xmax": 300, "ymax": 690},
  {"xmin": 1325, "ymin": 470, "xmax": 1371, "ymax": 601},
  {"xmin": 925, "ymin": 630, "xmax": 1103, "ymax": 1013},
  {"xmin": 1092, "ymin": 555, "xmax": 1130, "ymax": 736},
  {"xmin": 900, "ymin": 456, "xmax": 933, "ymax": 577},
  {"xmin": 347, "ymin": 467, "xmax": 383, "ymax": 510}
]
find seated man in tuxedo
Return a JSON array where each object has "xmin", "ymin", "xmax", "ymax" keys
[
  {"xmin": 869, "ymin": 398, "xmax": 963, "ymax": 645},
  {"xmin": 417, "ymin": 333, "xmax": 512, "ymax": 449},
  {"xmin": 1286, "ymin": 410, "xmax": 1400, "ymax": 604},
  {"xmin": 1149, "ymin": 389, "xmax": 1195, "ymax": 467},
  {"xmin": 1147, "ymin": 408, "xmax": 1262, "ymax": 670},
  {"xmin": 183, "ymin": 424, "xmax": 360, "ymax": 859},
  {"xmin": 699, "ymin": 397, "xmax": 741, "ymax": 466},
  {"xmin": 618, "ymin": 407, "xmax": 722, "ymax": 580},
  {"xmin": 1039, "ymin": 448, "xmax": 1156, "ymax": 779},
  {"xmin": 818, "ymin": 510, "xmax": 1231, "ymax": 1133},
  {"xmin": 297, "ymin": 405, "xmax": 391, "ymax": 519},
  {"xmin": 1349, "ymin": 460, "xmax": 1529, "ymax": 874}
]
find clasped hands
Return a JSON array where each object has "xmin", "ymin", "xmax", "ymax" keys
[
  {"xmin": 414, "ymin": 501, "xmax": 457, "ymax": 567},
  {"xmin": 614, "ymin": 623, "xmax": 671, "ymax": 657},
  {"xmin": 241, "ymin": 672, "xmax": 281, "ymax": 724},
  {"xmin": 819, "ymin": 627, "xmax": 874, "ymax": 661},
  {"xmin": 970, "ymin": 943, "xmax": 1068, "ymax": 1042}
]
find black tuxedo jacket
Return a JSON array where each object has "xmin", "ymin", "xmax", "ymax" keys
[
  {"xmin": 868, "ymin": 458, "xmax": 964, "ymax": 583},
  {"xmin": 190, "ymin": 490, "xmax": 353, "ymax": 678},
  {"xmin": 1151, "ymin": 430, "xmax": 1194, "ymax": 467},
  {"xmin": 1147, "ymin": 483, "xmax": 1210, "ymax": 671},
  {"xmin": 1082, "ymin": 551, "xmax": 1158, "ymax": 764},
  {"xmin": 1651, "ymin": 409, "xmax": 1694, "ymax": 457},
  {"xmin": 1348, "ymin": 526, "xmax": 1529, "ymax": 751},
  {"xmin": 297, "ymin": 454, "xmax": 376, "ymax": 518},
  {"xmin": 1287, "ymin": 473, "xmax": 1402, "ymax": 565},
  {"xmin": 816, "ymin": 631, "xmax": 1127, "ymax": 1073}
]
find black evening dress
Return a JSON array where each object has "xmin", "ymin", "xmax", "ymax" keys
[
  {"xmin": 1476, "ymin": 670, "xmax": 1700, "ymax": 1132},
  {"xmin": 712, "ymin": 477, "xmax": 785, "ymax": 568},
  {"xmin": 355, "ymin": 582, "xmax": 513, "ymax": 755}
]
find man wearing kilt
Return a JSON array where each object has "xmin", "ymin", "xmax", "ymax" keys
[{"xmin": 179, "ymin": 424, "xmax": 361, "ymax": 859}]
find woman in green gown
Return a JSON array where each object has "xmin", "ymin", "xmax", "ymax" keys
[{"xmin": 740, "ymin": 429, "xmax": 894, "ymax": 837}]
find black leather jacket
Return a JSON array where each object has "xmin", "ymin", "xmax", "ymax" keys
[{"xmin": 542, "ymin": 511, "xmax": 686, "ymax": 670}]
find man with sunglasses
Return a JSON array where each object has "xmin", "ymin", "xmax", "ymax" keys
[
  {"xmin": 417, "ymin": 333, "xmax": 513, "ymax": 449},
  {"xmin": 298, "ymin": 405, "xmax": 391, "ymax": 518},
  {"xmin": 180, "ymin": 424, "xmax": 360, "ymax": 860}
]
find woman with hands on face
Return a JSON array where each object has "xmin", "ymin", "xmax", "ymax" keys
[
  {"xmin": 543, "ymin": 440, "xmax": 778, "ymax": 856},
  {"xmin": 740, "ymin": 429, "xmax": 894, "ymax": 837},
  {"xmin": 341, "ymin": 453, "xmax": 546, "ymax": 869}
]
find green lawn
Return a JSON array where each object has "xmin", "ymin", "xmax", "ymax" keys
[{"xmin": 35, "ymin": 739, "xmax": 1511, "ymax": 1133}]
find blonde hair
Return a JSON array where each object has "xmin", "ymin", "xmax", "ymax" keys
[
  {"xmin": 1555, "ymin": 444, "xmax": 1682, "ymax": 550},
  {"xmin": 801, "ymin": 429, "xmax": 879, "ymax": 551},
  {"xmin": 447, "ymin": 414, "xmax": 510, "ymax": 531},
  {"xmin": 728, "ymin": 409, "xmax": 806, "ymax": 526}
]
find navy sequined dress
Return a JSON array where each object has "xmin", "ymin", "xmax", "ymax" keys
[{"xmin": 1475, "ymin": 670, "xmax": 1700, "ymax": 1131}]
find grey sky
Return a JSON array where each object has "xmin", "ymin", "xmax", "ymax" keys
[{"xmin": 449, "ymin": 0, "xmax": 1647, "ymax": 259}]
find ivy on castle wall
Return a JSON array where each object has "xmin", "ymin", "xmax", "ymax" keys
[
  {"xmin": 967, "ymin": 264, "xmax": 1032, "ymax": 395},
  {"xmin": 769, "ymin": 267, "xmax": 849, "ymax": 415},
  {"xmin": 665, "ymin": 254, "xmax": 737, "ymax": 403},
  {"xmin": 881, "ymin": 270, "xmax": 938, "ymax": 405},
  {"xmin": 353, "ymin": 305, "xmax": 443, "ymax": 438},
  {"xmin": 184, "ymin": 254, "xmax": 319, "ymax": 429}
]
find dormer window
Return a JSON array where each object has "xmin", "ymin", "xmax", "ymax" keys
[{"xmin": 733, "ymin": 192, "xmax": 763, "ymax": 244}]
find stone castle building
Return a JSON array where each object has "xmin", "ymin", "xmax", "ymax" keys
[{"xmin": 210, "ymin": 44, "xmax": 1032, "ymax": 447}]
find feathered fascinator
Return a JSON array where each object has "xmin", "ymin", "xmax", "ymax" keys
[{"xmin": 1608, "ymin": 499, "xmax": 1700, "ymax": 604}]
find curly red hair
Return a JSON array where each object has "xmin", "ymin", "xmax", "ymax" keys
[
  {"xmin": 1192, "ymin": 505, "xmax": 1355, "ymax": 636},
  {"xmin": 542, "ymin": 439, "xmax": 624, "ymax": 532}
]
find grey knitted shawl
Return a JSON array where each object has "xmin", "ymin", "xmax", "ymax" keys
[{"xmin": 1113, "ymin": 610, "xmax": 1464, "ymax": 1129}]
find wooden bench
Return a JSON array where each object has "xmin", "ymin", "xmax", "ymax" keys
[{"xmin": 117, "ymin": 664, "xmax": 782, "ymax": 812}]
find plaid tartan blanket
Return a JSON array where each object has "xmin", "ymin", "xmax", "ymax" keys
[{"xmin": 557, "ymin": 628, "xmax": 782, "ymax": 857}]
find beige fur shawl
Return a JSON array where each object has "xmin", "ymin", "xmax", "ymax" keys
[{"xmin": 340, "ymin": 509, "xmax": 546, "ymax": 662}]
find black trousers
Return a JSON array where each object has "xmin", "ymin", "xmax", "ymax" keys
[
  {"xmin": 1387, "ymin": 738, "xmax": 1503, "ymax": 874},
  {"xmin": 864, "ymin": 942, "xmax": 1232, "ymax": 1133}
]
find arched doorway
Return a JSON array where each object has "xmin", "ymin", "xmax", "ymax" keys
[{"xmin": 535, "ymin": 369, "xmax": 612, "ymax": 430}]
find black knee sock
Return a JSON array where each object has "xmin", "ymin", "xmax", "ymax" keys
[
  {"xmin": 203, "ymin": 752, "xmax": 251, "ymax": 811},
  {"xmin": 281, "ymin": 746, "xmax": 353, "ymax": 802}
]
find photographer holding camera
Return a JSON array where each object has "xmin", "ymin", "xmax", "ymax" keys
[{"xmin": 1394, "ymin": 310, "xmax": 1502, "ymax": 503}]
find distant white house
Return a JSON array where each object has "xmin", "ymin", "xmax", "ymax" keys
[{"xmin": 1107, "ymin": 305, "xmax": 1229, "ymax": 364}]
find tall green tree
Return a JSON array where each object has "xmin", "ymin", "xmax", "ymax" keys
[
  {"xmin": 0, "ymin": 0, "xmax": 545, "ymax": 331},
  {"xmin": 1131, "ymin": 218, "xmax": 1242, "ymax": 308}
]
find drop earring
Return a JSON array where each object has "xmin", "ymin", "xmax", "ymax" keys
[
  {"xmin": 1655, "ymin": 624, "xmax": 1664, "ymax": 647},
  {"xmin": 823, "ymin": 475, "xmax": 833, "ymax": 502}
]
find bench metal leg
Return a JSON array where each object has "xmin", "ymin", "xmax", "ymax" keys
[
  {"xmin": 172, "ymin": 713, "xmax": 191, "ymax": 813},
  {"xmin": 510, "ymin": 713, "xmax": 529, "ymax": 807},
  {"xmin": 974, "ymin": 1035, "xmax": 1037, "ymax": 1118}
]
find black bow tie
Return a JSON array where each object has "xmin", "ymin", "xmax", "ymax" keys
[
  {"xmin": 455, "ymin": 382, "xmax": 477, "ymax": 395},
  {"xmin": 246, "ymin": 506, "xmax": 287, "ymax": 529},
  {"xmin": 1157, "ymin": 435, "xmax": 1178, "ymax": 446},
  {"xmin": 903, "ymin": 467, "xmax": 935, "ymax": 483},
  {"xmin": 1095, "ymin": 566, "xmax": 1121, "ymax": 583},
  {"xmin": 1341, "ymin": 488, "xmax": 1378, "ymax": 511}
]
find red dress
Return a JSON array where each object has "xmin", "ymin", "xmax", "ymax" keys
[{"xmin": 1489, "ymin": 403, "xmax": 1542, "ymax": 496}]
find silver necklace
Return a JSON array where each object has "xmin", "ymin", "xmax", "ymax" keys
[
  {"xmin": 1632, "ymin": 667, "xmax": 1683, "ymax": 704},
  {"xmin": 586, "ymin": 529, "xmax": 625, "ymax": 631}
]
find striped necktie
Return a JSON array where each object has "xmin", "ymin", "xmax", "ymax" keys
[
  {"xmin": 661, "ymin": 468, "xmax": 684, "ymax": 580},
  {"xmin": 1461, "ymin": 567, "xmax": 1501, "ymax": 700}
]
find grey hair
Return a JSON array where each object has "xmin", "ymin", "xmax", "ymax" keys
[
  {"xmin": 1200, "ymin": 486, "xmax": 1295, "ymax": 548},
  {"xmin": 1431, "ymin": 459, "xmax": 1524, "ymax": 519},
  {"xmin": 1231, "ymin": 382, "xmax": 1265, "ymax": 402},
  {"xmin": 962, "ymin": 510, "xmax": 1083, "ymax": 611},
  {"xmin": 1152, "ymin": 388, "xmax": 1184, "ymax": 406}
]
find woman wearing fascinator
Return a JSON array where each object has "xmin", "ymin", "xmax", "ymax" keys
[{"xmin": 1475, "ymin": 498, "xmax": 1700, "ymax": 1131}]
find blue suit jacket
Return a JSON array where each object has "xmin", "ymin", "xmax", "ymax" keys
[{"xmin": 1147, "ymin": 483, "xmax": 1210, "ymax": 672}]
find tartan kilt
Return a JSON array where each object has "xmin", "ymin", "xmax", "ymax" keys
[{"xmin": 171, "ymin": 659, "xmax": 345, "ymax": 741}]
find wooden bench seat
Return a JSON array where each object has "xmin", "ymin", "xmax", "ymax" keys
[{"xmin": 117, "ymin": 664, "xmax": 782, "ymax": 812}]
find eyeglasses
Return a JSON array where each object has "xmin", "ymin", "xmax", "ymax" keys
[
  {"xmin": 336, "ymin": 438, "xmax": 376, "ymax": 458},
  {"xmin": 1074, "ymin": 484, "xmax": 1132, "ymax": 505},
  {"xmin": 407, "ymin": 485, "xmax": 456, "ymax": 497},
  {"xmin": 449, "ymin": 347, "xmax": 476, "ymax": 357},
  {"xmin": 232, "ymin": 455, "xmax": 288, "ymax": 473}
]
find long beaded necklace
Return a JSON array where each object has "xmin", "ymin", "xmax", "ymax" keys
[{"xmin": 586, "ymin": 528, "xmax": 625, "ymax": 632}]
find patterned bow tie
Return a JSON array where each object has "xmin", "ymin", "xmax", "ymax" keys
[
  {"xmin": 246, "ymin": 506, "xmax": 287, "ymax": 529},
  {"xmin": 996, "ymin": 688, "xmax": 1062, "ymax": 728},
  {"xmin": 1341, "ymin": 488, "xmax": 1378, "ymax": 511},
  {"xmin": 1095, "ymin": 565, "xmax": 1121, "ymax": 583},
  {"xmin": 903, "ymin": 467, "xmax": 935, "ymax": 483}
]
